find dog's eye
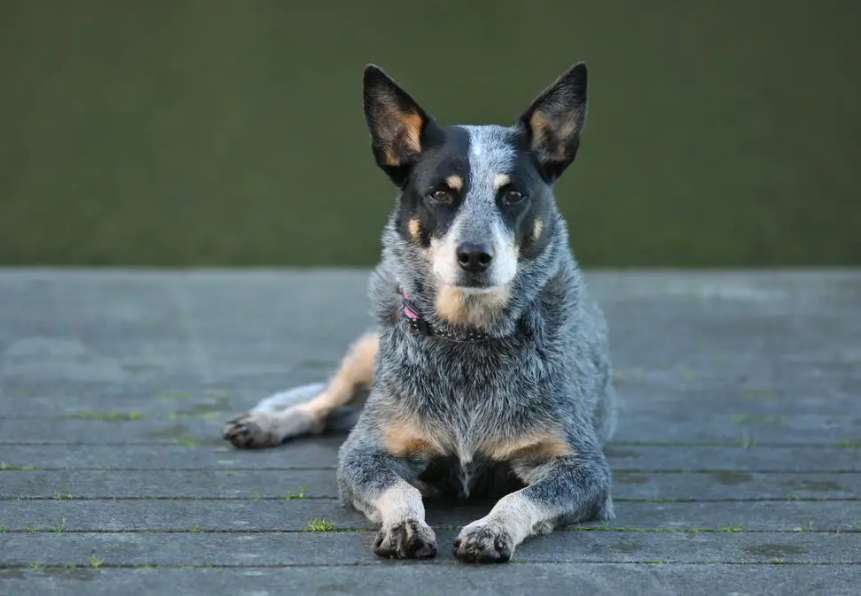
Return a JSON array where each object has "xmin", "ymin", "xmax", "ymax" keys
[
  {"xmin": 502, "ymin": 189, "xmax": 526, "ymax": 205},
  {"xmin": 428, "ymin": 189, "xmax": 454, "ymax": 205}
]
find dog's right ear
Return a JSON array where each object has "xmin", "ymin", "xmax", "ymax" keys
[{"xmin": 363, "ymin": 65, "xmax": 436, "ymax": 186}]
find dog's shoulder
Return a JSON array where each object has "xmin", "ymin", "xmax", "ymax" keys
[{"xmin": 367, "ymin": 250, "xmax": 401, "ymax": 326}]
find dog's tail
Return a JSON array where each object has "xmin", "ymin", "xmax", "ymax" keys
[{"xmin": 223, "ymin": 333, "xmax": 377, "ymax": 448}]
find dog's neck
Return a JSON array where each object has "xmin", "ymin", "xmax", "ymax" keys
[{"xmin": 399, "ymin": 288, "xmax": 498, "ymax": 342}]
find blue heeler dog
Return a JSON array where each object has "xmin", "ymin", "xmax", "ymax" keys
[{"xmin": 224, "ymin": 62, "xmax": 617, "ymax": 563}]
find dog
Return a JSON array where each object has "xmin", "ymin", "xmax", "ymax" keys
[{"xmin": 224, "ymin": 62, "xmax": 617, "ymax": 563}]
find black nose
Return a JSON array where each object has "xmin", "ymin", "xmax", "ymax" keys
[{"xmin": 456, "ymin": 242, "xmax": 494, "ymax": 273}]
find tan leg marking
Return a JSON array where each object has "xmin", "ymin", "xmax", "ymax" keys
[
  {"xmin": 299, "ymin": 333, "xmax": 378, "ymax": 421},
  {"xmin": 383, "ymin": 418, "xmax": 444, "ymax": 459},
  {"xmin": 224, "ymin": 333, "xmax": 378, "ymax": 448},
  {"xmin": 480, "ymin": 431, "xmax": 572, "ymax": 462},
  {"xmin": 435, "ymin": 285, "xmax": 511, "ymax": 329}
]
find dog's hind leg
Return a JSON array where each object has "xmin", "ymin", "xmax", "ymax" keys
[
  {"xmin": 454, "ymin": 432, "xmax": 613, "ymax": 563},
  {"xmin": 223, "ymin": 333, "xmax": 378, "ymax": 449}
]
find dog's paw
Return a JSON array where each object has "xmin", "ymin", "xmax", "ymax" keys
[
  {"xmin": 223, "ymin": 406, "xmax": 321, "ymax": 449},
  {"xmin": 223, "ymin": 412, "xmax": 281, "ymax": 449},
  {"xmin": 373, "ymin": 519, "xmax": 437, "ymax": 559},
  {"xmin": 454, "ymin": 522, "xmax": 514, "ymax": 564}
]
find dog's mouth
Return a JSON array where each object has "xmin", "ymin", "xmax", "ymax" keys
[
  {"xmin": 453, "ymin": 282, "xmax": 504, "ymax": 294},
  {"xmin": 447, "ymin": 268, "xmax": 511, "ymax": 292}
]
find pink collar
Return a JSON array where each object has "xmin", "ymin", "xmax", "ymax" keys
[{"xmin": 399, "ymin": 288, "xmax": 492, "ymax": 342}]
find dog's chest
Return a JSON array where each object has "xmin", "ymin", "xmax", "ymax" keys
[
  {"xmin": 416, "ymin": 419, "xmax": 517, "ymax": 498},
  {"xmin": 380, "ymin": 335, "xmax": 564, "ymax": 494},
  {"xmin": 419, "ymin": 452, "xmax": 522, "ymax": 499},
  {"xmin": 384, "ymin": 400, "xmax": 569, "ymax": 498}
]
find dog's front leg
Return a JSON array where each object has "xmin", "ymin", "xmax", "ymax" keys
[
  {"xmin": 338, "ymin": 444, "xmax": 437, "ymax": 559},
  {"xmin": 455, "ymin": 446, "xmax": 613, "ymax": 563}
]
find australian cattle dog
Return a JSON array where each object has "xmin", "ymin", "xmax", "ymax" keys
[{"xmin": 224, "ymin": 62, "xmax": 617, "ymax": 563}]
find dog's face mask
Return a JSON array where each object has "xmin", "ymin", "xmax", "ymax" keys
[{"xmin": 363, "ymin": 64, "xmax": 587, "ymax": 315}]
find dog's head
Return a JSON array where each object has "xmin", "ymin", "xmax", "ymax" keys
[{"xmin": 364, "ymin": 64, "xmax": 587, "ymax": 329}]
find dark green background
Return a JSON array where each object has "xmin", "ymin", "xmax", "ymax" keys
[{"xmin": 1, "ymin": 1, "xmax": 858, "ymax": 267}]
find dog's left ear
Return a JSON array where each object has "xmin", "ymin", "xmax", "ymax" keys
[
  {"xmin": 519, "ymin": 63, "xmax": 588, "ymax": 182},
  {"xmin": 363, "ymin": 65, "xmax": 437, "ymax": 186}
]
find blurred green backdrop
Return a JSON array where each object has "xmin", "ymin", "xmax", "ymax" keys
[{"xmin": 1, "ymin": 0, "xmax": 859, "ymax": 267}]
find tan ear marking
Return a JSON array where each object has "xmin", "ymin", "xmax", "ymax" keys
[
  {"xmin": 401, "ymin": 112, "xmax": 423, "ymax": 154},
  {"xmin": 382, "ymin": 148, "xmax": 400, "ymax": 167},
  {"xmin": 529, "ymin": 111, "xmax": 550, "ymax": 150},
  {"xmin": 381, "ymin": 111, "xmax": 424, "ymax": 167},
  {"xmin": 530, "ymin": 110, "xmax": 579, "ymax": 161}
]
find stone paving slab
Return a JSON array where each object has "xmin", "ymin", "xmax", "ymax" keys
[
  {"xmin": 1, "ymin": 564, "xmax": 859, "ymax": 596},
  {"xmin": 1, "ymin": 269, "xmax": 860, "ymax": 595},
  {"xmin": 4, "ymin": 442, "xmax": 860, "ymax": 471},
  {"xmin": 3, "ymin": 469, "xmax": 859, "ymax": 501},
  {"xmin": 2, "ymin": 412, "xmax": 859, "ymax": 445},
  {"xmin": 4, "ymin": 530, "xmax": 860, "ymax": 567},
  {"xmin": 4, "ymin": 384, "xmax": 859, "ymax": 428},
  {"xmin": 2, "ymin": 500, "xmax": 859, "ymax": 533}
]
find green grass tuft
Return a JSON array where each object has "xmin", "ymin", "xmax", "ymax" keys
[
  {"xmin": 157, "ymin": 391, "xmax": 196, "ymax": 401},
  {"xmin": 89, "ymin": 555, "xmax": 104, "ymax": 569},
  {"xmin": 738, "ymin": 435, "xmax": 756, "ymax": 448},
  {"xmin": 68, "ymin": 410, "xmax": 143, "ymax": 422},
  {"xmin": 284, "ymin": 486, "xmax": 307, "ymax": 500},
  {"xmin": 304, "ymin": 518, "xmax": 336, "ymax": 532},
  {"xmin": 176, "ymin": 437, "xmax": 200, "ymax": 448},
  {"xmin": 0, "ymin": 462, "xmax": 40, "ymax": 471},
  {"xmin": 836, "ymin": 439, "xmax": 861, "ymax": 449}
]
